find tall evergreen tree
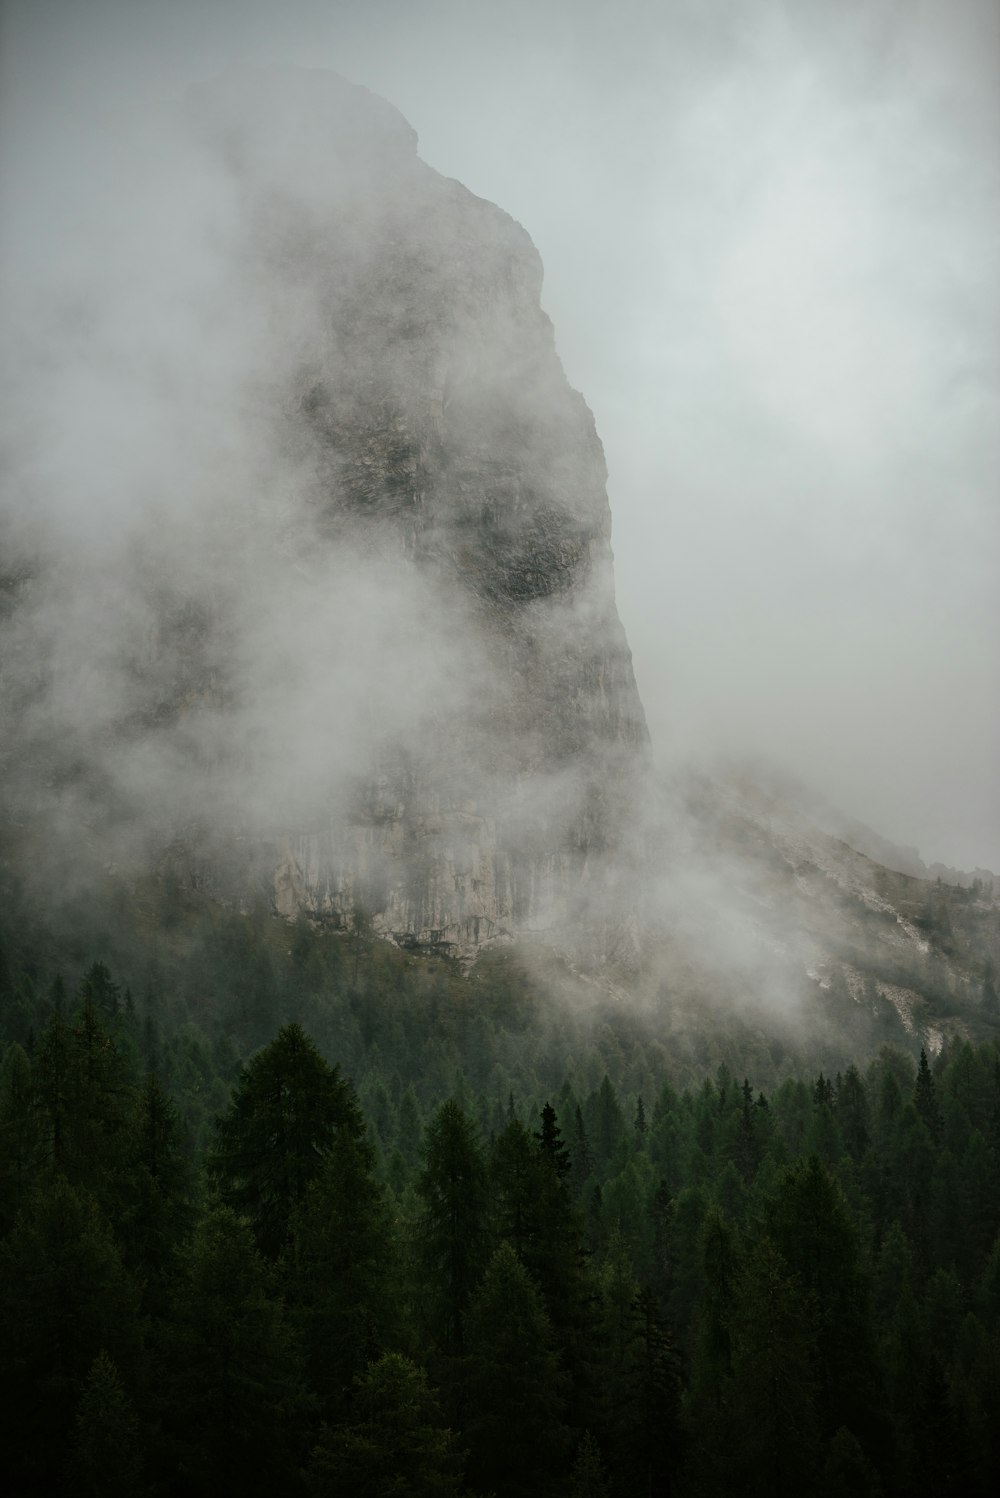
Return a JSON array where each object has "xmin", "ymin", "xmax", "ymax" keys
[
  {"xmin": 463, "ymin": 1242, "xmax": 568, "ymax": 1498},
  {"xmin": 156, "ymin": 1207, "xmax": 306, "ymax": 1497},
  {"xmin": 835, "ymin": 1064, "xmax": 871, "ymax": 1161},
  {"xmin": 79, "ymin": 961, "xmax": 122, "ymax": 1020},
  {"xmin": 768, "ymin": 1156, "xmax": 883, "ymax": 1452},
  {"xmin": 567, "ymin": 1431, "xmax": 611, "ymax": 1498},
  {"xmin": 914, "ymin": 1048, "xmax": 942, "ymax": 1144},
  {"xmin": 283, "ymin": 1122, "xmax": 398, "ymax": 1415},
  {"xmin": 120, "ymin": 1071, "xmax": 195, "ymax": 1293},
  {"xmin": 415, "ymin": 1099, "xmax": 488, "ymax": 1358},
  {"xmin": 0, "ymin": 1041, "xmax": 40, "ymax": 1233},
  {"xmin": 0, "ymin": 1178, "xmax": 142, "ymax": 1489},
  {"xmin": 537, "ymin": 1100, "xmax": 572, "ymax": 1180},
  {"xmin": 723, "ymin": 1236, "xmax": 820, "ymax": 1498},
  {"xmin": 594, "ymin": 1229, "xmax": 680, "ymax": 1496},
  {"xmin": 210, "ymin": 1022, "xmax": 362, "ymax": 1258},
  {"xmin": 571, "ymin": 1103, "xmax": 596, "ymax": 1195},
  {"xmin": 307, "ymin": 1353, "xmax": 464, "ymax": 1498},
  {"xmin": 71, "ymin": 1350, "xmax": 148, "ymax": 1498}
]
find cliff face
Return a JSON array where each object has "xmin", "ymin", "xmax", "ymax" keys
[{"xmin": 179, "ymin": 68, "xmax": 649, "ymax": 956}]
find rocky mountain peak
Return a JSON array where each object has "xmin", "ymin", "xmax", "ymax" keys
[{"xmin": 1, "ymin": 67, "xmax": 649, "ymax": 964}]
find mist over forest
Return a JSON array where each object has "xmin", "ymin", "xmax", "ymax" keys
[{"xmin": 1, "ymin": 6, "xmax": 999, "ymax": 1496}]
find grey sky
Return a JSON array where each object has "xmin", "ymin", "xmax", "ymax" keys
[{"xmin": 2, "ymin": 0, "xmax": 998, "ymax": 870}]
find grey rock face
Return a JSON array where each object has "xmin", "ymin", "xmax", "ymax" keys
[{"xmin": 183, "ymin": 68, "xmax": 649, "ymax": 955}]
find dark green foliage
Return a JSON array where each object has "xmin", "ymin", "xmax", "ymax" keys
[
  {"xmin": 282, "ymin": 1124, "xmax": 398, "ymax": 1413},
  {"xmin": 210, "ymin": 1022, "xmax": 362, "ymax": 1258},
  {"xmin": 571, "ymin": 1101, "xmax": 595, "ymax": 1192},
  {"xmin": 914, "ymin": 1046, "xmax": 943, "ymax": 1142},
  {"xmin": 568, "ymin": 1430, "xmax": 611, "ymax": 1498},
  {"xmin": 80, "ymin": 960, "xmax": 122, "ymax": 1019},
  {"xmin": 538, "ymin": 1098, "xmax": 572, "ymax": 1179},
  {"xmin": 594, "ymin": 1230, "xmax": 682, "ymax": 1497},
  {"xmin": 415, "ymin": 1099, "xmax": 488, "ymax": 1358},
  {"xmin": 2, "ymin": 910, "xmax": 1000, "ymax": 1496},
  {"xmin": 723, "ymin": 1235, "xmax": 820, "ymax": 1497},
  {"xmin": 0, "ymin": 1042, "xmax": 39, "ymax": 1232},
  {"xmin": 71, "ymin": 1350, "xmax": 148, "ymax": 1498},
  {"xmin": 590, "ymin": 1073, "xmax": 626, "ymax": 1169},
  {"xmin": 835, "ymin": 1063, "xmax": 870, "ymax": 1160},
  {"xmin": 463, "ymin": 1241, "xmax": 569, "ymax": 1496},
  {"xmin": 768, "ymin": 1155, "xmax": 882, "ymax": 1446},
  {"xmin": 0, "ymin": 1178, "xmax": 143, "ymax": 1489},
  {"xmin": 31, "ymin": 993, "xmax": 139, "ymax": 1227},
  {"xmin": 307, "ymin": 1353, "xmax": 464, "ymax": 1497},
  {"xmin": 121, "ymin": 1071, "xmax": 195, "ymax": 1292},
  {"xmin": 820, "ymin": 1425, "xmax": 883, "ymax": 1498},
  {"xmin": 156, "ymin": 1207, "xmax": 306, "ymax": 1496}
]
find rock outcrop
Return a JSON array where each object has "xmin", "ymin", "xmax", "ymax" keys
[{"xmin": 180, "ymin": 68, "xmax": 649, "ymax": 956}]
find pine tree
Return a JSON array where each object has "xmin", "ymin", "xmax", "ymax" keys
[
  {"xmin": 415, "ymin": 1099, "xmax": 488, "ymax": 1358},
  {"xmin": 634, "ymin": 1095, "xmax": 647, "ymax": 1137},
  {"xmin": 120, "ymin": 1071, "xmax": 195, "ymax": 1296},
  {"xmin": 0, "ymin": 1041, "xmax": 40, "ymax": 1233},
  {"xmin": 820, "ymin": 1425, "xmax": 883, "ymax": 1498},
  {"xmin": 594, "ymin": 1228, "xmax": 681, "ymax": 1495},
  {"xmin": 572, "ymin": 1103, "xmax": 596, "ymax": 1194},
  {"xmin": 835, "ymin": 1065, "xmax": 870, "ymax": 1161},
  {"xmin": 210, "ymin": 1022, "xmax": 362, "ymax": 1258},
  {"xmin": 567, "ymin": 1431, "xmax": 611, "ymax": 1498},
  {"xmin": 734, "ymin": 1077, "xmax": 760, "ymax": 1184},
  {"xmin": 724, "ymin": 1236, "xmax": 820, "ymax": 1497},
  {"xmin": 463, "ymin": 1242, "xmax": 569, "ymax": 1497},
  {"xmin": 537, "ymin": 1100, "xmax": 572, "ymax": 1179},
  {"xmin": 490, "ymin": 1114, "xmax": 539, "ymax": 1260},
  {"xmin": 0, "ymin": 1178, "xmax": 143, "ymax": 1488},
  {"xmin": 34, "ymin": 1005, "xmax": 73, "ymax": 1174},
  {"xmin": 692, "ymin": 1206, "xmax": 740, "ymax": 1405},
  {"xmin": 592, "ymin": 1075, "xmax": 626, "ymax": 1170},
  {"xmin": 307, "ymin": 1353, "xmax": 464, "ymax": 1498},
  {"xmin": 32, "ymin": 994, "xmax": 138, "ymax": 1218},
  {"xmin": 768, "ymin": 1156, "xmax": 883, "ymax": 1449},
  {"xmin": 283, "ymin": 1122, "xmax": 398, "ymax": 1414},
  {"xmin": 157, "ymin": 1207, "xmax": 306, "ymax": 1496},
  {"xmin": 79, "ymin": 961, "xmax": 122, "ymax": 1020},
  {"xmin": 914, "ymin": 1049, "xmax": 942, "ymax": 1144},
  {"xmin": 71, "ymin": 1350, "xmax": 148, "ymax": 1498},
  {"xmin": 396, "ymin": 1083, "xmax": 423, "ymax": 1168}
]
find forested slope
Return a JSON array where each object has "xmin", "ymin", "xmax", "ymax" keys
[{"xmin": 2, "ymin": 900, "xmax": 999, "ymax": 1495}]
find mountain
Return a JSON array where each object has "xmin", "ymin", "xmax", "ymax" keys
[
  {"xmin": 652, "ymin": 763, "xmax": 999, "ymax": 1054},
  {"xmin": 1, "ymin": 67, "xmax": 648, "ymax": 962},
  {"xmin": 0, "ymin": 66, "xmax": 995, "ymax": 1058}
]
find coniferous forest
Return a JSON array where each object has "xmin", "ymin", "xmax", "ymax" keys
[{"xmin": 2, "ymin": 892, "xmax": 1000, "ymax": 1497}]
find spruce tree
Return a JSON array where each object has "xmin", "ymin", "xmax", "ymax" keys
[
  {"xmin": 415, "ymin": 1099, "xmax": 488, "ymax": 1358},
  {"xmin": 157, "ymin": 1207, "xmax": 306, "ymax": 1496},
  {"xmin": 210, "ymin": 1022, "xmax": 362, "ymax": 1258},
  {"xmin": 463, "ymin": 1242, "xmax": 568, "ymax": 1497},
  {"xmin": 0, "ymin": 1041, "xmax": 40, "ymax": 1233},
  {"xmin": 768, "ymin": 1156, "xmax": 883, "ymax": 1450},
  {"xmin": 283, "ymin": 1122, "xmax": 398, "ymax": 1414},
  {"xmin": 120, "ymin": 1071, "xmax": 196, "ymax": 1301},
  {"xmin": 307, "ymin": 1353, "xmax": 464, "ymax": 1498},
  {"xmin": 537, "ymin": 1100, "xmax": 572, "ymax": 1179},
  {"xmin": 71, "ymin": 1350, "xmax": 148, "ymax": 1498},
  {"xmin": 0, "ymin": 1178, "xmax": 142, "ymax": 1488},
  {"xmin": 914, "ymin": 1048, "xmax": 942, "ymax": 1144}
]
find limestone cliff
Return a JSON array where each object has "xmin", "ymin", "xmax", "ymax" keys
[{"xmin": 180, "ymin": 68, "xmax": 649, "ymax": 956}]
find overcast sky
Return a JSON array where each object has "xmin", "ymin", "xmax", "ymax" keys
[{"xmin": 2, "ymin": 0, "xmax": 998, "ymax": 870}]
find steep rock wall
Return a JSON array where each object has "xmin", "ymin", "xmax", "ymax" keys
[
  {"xmin": 3, "ymin": 67, "xmax": 649, "ymax": 962},
  {"xmin": 186, "ymin": 69, "xmax": 650, "ymax": 955}
]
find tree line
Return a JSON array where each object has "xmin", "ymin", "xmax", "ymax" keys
[{"xmin": 1, "ymin": 959, "xmax": 999, "ymax": 1495}]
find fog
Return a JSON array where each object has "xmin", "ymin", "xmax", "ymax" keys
[{"xmin": 1, "ymin": 0, "xmax": 998, "ymax": 881}]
